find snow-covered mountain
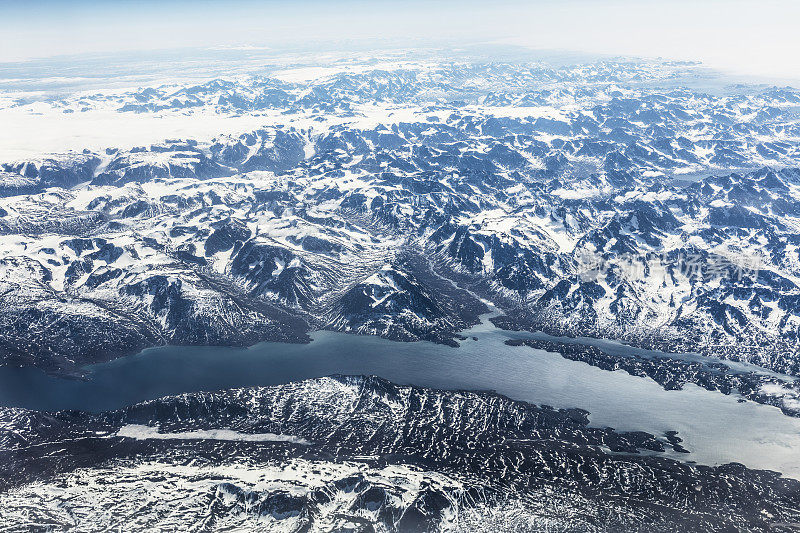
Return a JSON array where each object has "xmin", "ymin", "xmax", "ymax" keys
[
  {"xmin": 3, "ymin": 47, "xmax": 800, "ymax": 532},
  {"xmin": 1, "ymin": 56, "xmax": 800, "ymax": 377},
  {"xmin": 2, "ymin": 375, "xmax": 798, "ymax": 532}
]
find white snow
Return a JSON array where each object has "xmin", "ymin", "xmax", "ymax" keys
[{"xmin": 116, "ymin": 424, "xmax": 311, "ymax": 445}]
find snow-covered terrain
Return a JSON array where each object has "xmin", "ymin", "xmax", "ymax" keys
[
  {"xmin": 2, "ymin": 376, "xmax": 799, "ymax": 532},
  {"xmin": 2, "ymin": 48, "xmax": 800, "ymax": 531},
  {"xmin": 1, "ymin": 54, "xmax": 800, "ymax": 377}
]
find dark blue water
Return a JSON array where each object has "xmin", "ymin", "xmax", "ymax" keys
[{"xmin": 2, "ymin": 314, "xmax": 800, "ymax": 478}]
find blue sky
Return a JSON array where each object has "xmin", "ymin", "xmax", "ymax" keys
[{"xmin": 1, "ymin": 0, "xmax": 798, "ymax": 79}]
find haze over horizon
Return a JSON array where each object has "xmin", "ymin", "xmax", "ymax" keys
[{"xmin": 1, "ymin": 0, "xmax": 798, "ymax": 81}]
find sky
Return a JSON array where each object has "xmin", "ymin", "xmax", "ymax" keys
[{"xmin": 0, "ymin": 0, "xmax": 799, "ymax": 80}]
